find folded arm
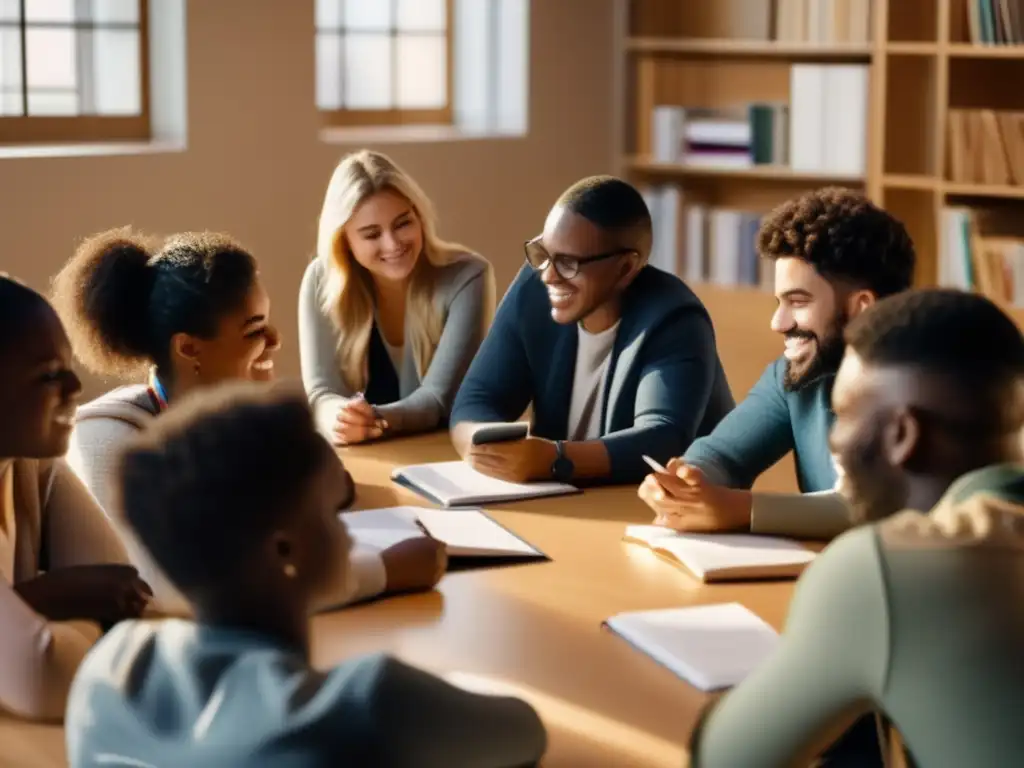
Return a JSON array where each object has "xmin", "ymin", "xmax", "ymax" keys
[
  {"xmin": 450, "ymin": 281, "xmax": 533, "ymax": 458},
  {"xmin": 377, "ymin": 269, "xmax": 490, "ymax": 436},
  {"xmin": 601, "ymin": 313, "xmax": 721, "ymax": 484},
  {"xmin": 298, "ymin": 259, "xmax": 355, "ymax": 437},
  {"xmin": 682, "ymin": 361, "xmax": 793, "ymax": 489},
  {"xmin": 0, "ymin": 580, "xmax": 101, "ymax": 721},
  {"xmin": 750, "ymin": 490, "xmax": 855, "ymax": 540},
  {"xmin": 690, "ymin": 527, "xmax": 888, "ymax": 767}
]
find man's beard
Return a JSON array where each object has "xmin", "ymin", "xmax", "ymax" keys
[
  {"xmin": 837, "ymin": 431, "xmax": 910, "ymax": 524},
  {"xmin": 783, "ymin": 311, "xmax": 848, "ymax": 391}
]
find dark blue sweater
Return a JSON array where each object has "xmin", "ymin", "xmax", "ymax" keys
[{"xmin": 450, "ymin": 265, "xmax": 734, "ymax": 484}]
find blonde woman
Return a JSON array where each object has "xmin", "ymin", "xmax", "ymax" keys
[{"xmin": 299, "ymin": 150, "xmax": 494, "ymax": 444}]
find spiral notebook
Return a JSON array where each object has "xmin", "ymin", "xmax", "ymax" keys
[
  {"xmin": 391, "ymin": 461, "xmax": 578, "ymax": 508},
  {"xmin": 624, "ymin": 525, "xmax": 815, "ymax": 582},
  {"xmin": 604, "ymin": 602, "xmax": 780, "ymax": 691}
]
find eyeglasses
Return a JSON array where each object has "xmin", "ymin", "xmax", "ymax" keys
[{"xmin": 523, "ymin": 238, "xmax": 636, "ymax": 280}]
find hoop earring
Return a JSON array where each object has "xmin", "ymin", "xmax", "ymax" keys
[{"xmin": 283, "ymin": 563, "xmax": 297, "ymax": 579}]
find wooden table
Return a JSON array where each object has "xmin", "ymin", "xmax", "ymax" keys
[{"xmin": 0, "ymin": 433, "xmax": 799, "ymax": 767}]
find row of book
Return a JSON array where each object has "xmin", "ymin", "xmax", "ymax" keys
[
  {"xmin": 642, "ymin": 185, "xmax": 774, "ymax": 290},
  {"xmin": 942, "ymin": 206, "xmax": 1024, "ymax": 306},
  {"xmin": 775, "ymin": 0, "xmax": 872, "ymax": 44},
  {"xmin": 648, "ymin": 65, "xmax": 868, "ymax": 175},
  {"xmin": 947, "ymin": 109, "xmax": 1024, "ymax": 187},
  {"xmin": 965, "ymin": 0, "xmax": 1024, "ymax": 44}
]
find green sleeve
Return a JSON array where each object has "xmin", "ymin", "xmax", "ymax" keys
[
  {"xmin": 690, "ymin": 527, "xmax": 890, "ymax": 768},
  {"xmin": 750, "ymin": 490, "xmax": 854, "ymax": 540}
]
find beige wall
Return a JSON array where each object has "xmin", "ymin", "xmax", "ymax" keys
[{"xmin": 0, "ymin": 0, "xmax": 617, "ymax": 397}]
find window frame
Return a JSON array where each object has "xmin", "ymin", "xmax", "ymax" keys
[
  {"xmin": 317, "ymin": 0, "xmax": 454, "ymax": 128},
  {"xmin": 0, "ymin": 0, "xmax": 150, "ymax": 145}
]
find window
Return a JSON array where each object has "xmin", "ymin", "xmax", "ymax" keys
[
  {"xmin": 0, "ymin": 0, "xmax": 148, "ymax": 144},
  {"xmin": 315, "ymin": 0, "xmax": 452, "ymax": 127}
]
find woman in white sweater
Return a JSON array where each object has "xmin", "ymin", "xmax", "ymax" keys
[{"xmin": 51, "ymin": 228, "xmax": 445, "ymax": 615}]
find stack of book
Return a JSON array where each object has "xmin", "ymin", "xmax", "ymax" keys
[
  {"xmin": 947, "ymin": 109, "xmax": 1024, "ymax": 187},
  {"xmin": 774, "ymin": 0, "xmax": 872, "ymax": 44},
  {"xmin": 643, "ymin": 185, "xmax": 772, "ymax": 291},
  {"xmin": 648, "ymin": 64, "xmax": 868, "ymax": 176},
  {"xmin": 965, "ymin": 0, "xmax": 1024, "ymax": 44},
  {"xmin": 941, "ymin": 206, "xmax": 1024, "ymax": 306}
]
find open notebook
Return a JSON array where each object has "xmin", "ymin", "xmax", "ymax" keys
[
  {"xmin": 342, "ymin": 506, "xmax": 545, "ymax": 560},
  {"xmin": 391, "ymin": 461, "xmax": 578, "ymax": 508},
  {"xmin": 624, "ymin": 525, "xmax": 815, "ymax": 582},
  {"xmin": 605, "ymin": 602, "xmax": 780, "ymax": 691}
]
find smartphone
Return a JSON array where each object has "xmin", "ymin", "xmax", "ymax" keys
[{"xmin": 471, "ymin": 422, "xmax": 530, "ymax": 446}]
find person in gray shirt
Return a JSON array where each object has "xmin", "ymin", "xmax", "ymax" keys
[
  {"xmin": 299, "ymin": 150, "xmax": 495, "ymax": 445},
  {"xmin": 65, "ymin": 383, "xmax": 547, "ymax": 768}
]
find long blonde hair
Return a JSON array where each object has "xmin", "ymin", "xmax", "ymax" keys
[{"xmin": 316, "ymin": 150, "xmax": 492, "ymax": 392}]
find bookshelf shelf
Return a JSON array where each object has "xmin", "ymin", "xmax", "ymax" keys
[
  {"xmin": 626, "ymin": 37, "xmax": 873, "ymax": 61},
  {"xmin": 886, "ymin": 42, "xmax": 940, "ymax": 55},
  {"xmin": 943, "ymin": 182, "xmax": 1024, "ymax": 199},
  {"xmin": 947, "ymin": 44, "xmax": 1024, "ymax": 59},
  {"xmin": 883, "ymin": 174, "xmax": 940, "ymax": 190},
  {"xmin": 627, "ymin": 158, "xmax": 864, "ymax": 184}
]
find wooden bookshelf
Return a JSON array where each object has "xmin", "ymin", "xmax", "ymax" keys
[{"xmin": 618, "ymin": 0, "xmax": 1024, "ymax": 324}]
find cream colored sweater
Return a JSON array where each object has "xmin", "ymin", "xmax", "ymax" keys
[{"xmin": 66, "ymin": 386, "xmax": 387, "ymax": 616}]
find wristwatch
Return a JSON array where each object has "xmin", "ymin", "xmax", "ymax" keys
[{"xmin": 551, "ymin": 440, "xmax": 575, "ymax": 483}]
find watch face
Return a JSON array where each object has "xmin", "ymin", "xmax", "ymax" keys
[{"xmin": 552, "ymin": 456, "xmax": 574, "ymax": 482}]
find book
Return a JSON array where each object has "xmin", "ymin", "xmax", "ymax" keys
[
  {"xmin": 342, "ymin": 506, "xmax": 545, "ymax": 559},
  {"xmin": 390, "ymin": 460, "xmax": 578, "ymax": 508},
  {"xmin": 604, "ymin": 602, "xmax": 780, "ymax": 691},
  {"xmin": 623, "ymin": 525, "xmax": 816, "ymax": 582}
]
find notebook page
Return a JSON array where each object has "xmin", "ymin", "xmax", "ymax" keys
[
  {"xmin": 395, "ymin": 461, "xmax": 574, "ymax": 504},
  {"xmin": 607, "ymin": 602, "xmax": 779, "ymax": 691},
  {"xmin": 416, "ymin": 508, "xmax": 540, "ymax": 557},
  {"xmin": 625, "ymin": 526, "xmax": 814, "ymax": 577},
  {"xmin": 343, "ymin": 508, "xmax": 423, "ymax": 551}
]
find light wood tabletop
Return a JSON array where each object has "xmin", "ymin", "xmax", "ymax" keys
[{"xmin": 0, "ymin": 432, "xmax": 801, "ymax": 768}]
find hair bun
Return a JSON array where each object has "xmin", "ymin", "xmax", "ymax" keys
[{"xmin": 52, "ymin": 227, "xmax": 160, "ymax": 377}]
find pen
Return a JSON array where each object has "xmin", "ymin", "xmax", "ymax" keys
[{"xmin": 642, "ymin": 454, "xmax": 669, "ymax": 474}]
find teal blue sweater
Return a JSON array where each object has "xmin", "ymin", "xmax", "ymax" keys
[{"xmin": 683, "ymin": 358, "xmax": 853, "ymax": 539}]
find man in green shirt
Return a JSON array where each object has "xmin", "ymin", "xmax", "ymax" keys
[
  {"xmin": 641, "ymin": 187, "xmax": 916, "ymax": 540},
  {"xmin": 690, "ymin": 289, "xmax": 1024, "ymax": 768}
]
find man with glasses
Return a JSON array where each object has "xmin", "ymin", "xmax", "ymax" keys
[{"xmin": 449, "ymin": 175, "xmax": 734, "ymax": 485}]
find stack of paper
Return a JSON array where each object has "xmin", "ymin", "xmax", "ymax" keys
[
  {"xmin": 624, "ymin": 525, "xmax": 815, "ymax": 582},
  {"xmin": 342, "ymin": 506, "xmax": 544, "ymax": 560},
  {"xmin": 391, "ymin": 461, "xmax": 578, "ymax": 508},
  {"xmin": 605, "ymin": 602, "xmax": 779, "ymax": 691}
]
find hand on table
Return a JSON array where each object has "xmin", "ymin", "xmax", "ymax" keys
[
  {"xmin": 638, "ymin": 458, "xmax": 752, "ymax": 532},
  {"xmin": 333, "ymin": 395, "xmax": 388, "ymax": 446},
  {"xmin": 15, "ymin": 564, "xmax": 153, "ymax": 626},
  {"xmin": 467, "ymin": 437, "xmax": 557, "ymax": 484},
  {"xmin": 381, "ymin": 535, "xmax": 448, "ymax": 595}
]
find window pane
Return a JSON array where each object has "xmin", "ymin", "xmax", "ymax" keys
[
  {"xmin": 315, "ymin": 0, "xmax": 342, "ymax": 29},
  {"xmin": 396, "ymin": 34, "xmax": 446, "ymax": 109},
  {"xmin": 396, "ymin": 0, "xmax": 446, "ymax": 32},
  {"xmin": 27, "ymin": 90, "xmax": 77, "ymax": 115},
  {"xmin": 25, "ymin": 0, "xmax": 75, "ymax": 23},
  {"xmin": 92, "ymin": 28, "xmax": 139, "ymax": 114},
  {"xmin": 0, "ymin": 0, "xmax": 20, "ymax": 21},
  {"xmin": 0, "ymin": 25, "xmax": 21, "ymax": 115},
  {"xmin": 315, "ymin": 32, "xmax": 342, "ymax": 109},
  {"xmin": 26, "ymin": 27, "xmax": 77, "ymax": 89},
  {"xmin": 343, "ymin": 0, "xmax": 392, "ymax": 31},
  {"xmin": 91, "ymin": 0, "xmax": 139, "ymax": 24},
  {"xmin": 343, "ymin": 33, "xmax": 392, "ymax": 108}
]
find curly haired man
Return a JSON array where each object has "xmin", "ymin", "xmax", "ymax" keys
[{"xmin": 640, "ymin": 187, "xmax": 916, "ymax": 540}]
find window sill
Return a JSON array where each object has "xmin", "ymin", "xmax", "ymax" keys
[
  {"xmin": 0, "ymin": 139, "xmax": 186, "ymax": 160},
  {"xmin": 319, "ymin": 123, "xmax": 525, "ymax": 146}
]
